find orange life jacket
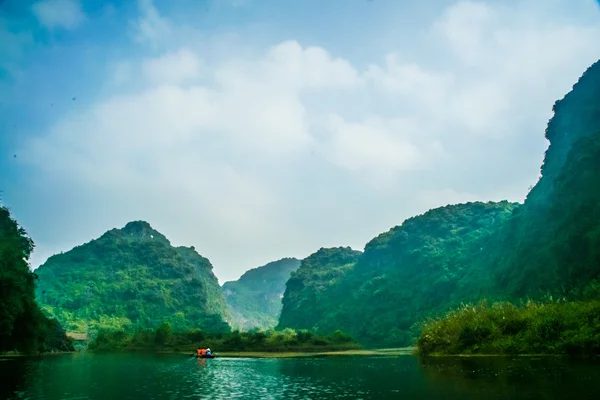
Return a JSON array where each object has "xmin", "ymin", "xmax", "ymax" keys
[{"xmin": 196, "ymin": 349, "xmax": 202, "ymax": 356}]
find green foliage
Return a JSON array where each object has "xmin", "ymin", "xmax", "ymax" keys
[
  {"xmin": 278, "ymin": 247, "xmax": 362, "ymax": 331},
  {"xmin": 155, "ymin": 321, "xmax": 172, "ymax": 345},
  {"xmin": 0, "ymin": 205, "xmax": 74, "ymax": 353},
  {"xmin": 34, "ymin": 221, "xmax": 231, "ymax": 335},
  {"xmin": 453, "ymin": 60, "xmax": 600, "ymax": 303},
  {"xmin": 88, "ymin": 322, "xmax": 360, "ymax": 353},
  {"xmin": 223, "ymin": 258, "xmax": 300, "ymax": 330},
  {"xmin": 278, "ymin": 203, "xmax": 517, "ymax": 346},
  {"xmin": 417, "ymin": 289, "xmax": 600, "ymax": 355}
]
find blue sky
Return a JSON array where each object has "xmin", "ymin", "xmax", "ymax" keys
[{"xmin": 1, "ymin": 0, "xmax": 600, "ymax": 283}]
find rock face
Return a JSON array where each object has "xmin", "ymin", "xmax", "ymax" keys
[
  {"xmin": 35, "ymin": 221, "xmax": 231, "ymax": 333},
  {"xmin": 222, "ymin": 257, "xmax": 300, "ymax": 330}
]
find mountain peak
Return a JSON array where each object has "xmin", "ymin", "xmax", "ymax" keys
[{"xmin": 118, "ymin": 220, "xmax": 169, "ymax": 244}]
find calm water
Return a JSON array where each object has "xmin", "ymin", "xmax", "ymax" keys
[{"xmin": 1, "ymin": 353, "xmax": 600, "ymax": 399}]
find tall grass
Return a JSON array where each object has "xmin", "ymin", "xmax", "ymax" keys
[{"xmin": 417, "ymin": 297, "xmax": 600, "ymax": 355}]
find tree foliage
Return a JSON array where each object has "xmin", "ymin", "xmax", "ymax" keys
[
  {"xmin": 0, "ymin": 206, "xmax": 73, "ymax": 353},
  {"xmin": 277, "ymin": 204, "xmax": 517, "ymax": 346},
  {"xmin": 88, "ymin": 323, "xmax": 359, "ymax": 353},
  {"xmin": 277, "ymin": 247, "xmax": 362, "ymax": 331}
]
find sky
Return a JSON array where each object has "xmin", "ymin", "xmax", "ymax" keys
[{"xmin": 1, "ymin": 0, "xmax": 599, "ymax": 283}]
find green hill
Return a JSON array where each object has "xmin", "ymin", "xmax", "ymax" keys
[
  {"xmin": 222, "ymin": 257, "xmax": 300, "ymax": 330},
  {"xmin": 277, "ymin": 204, "xmax": 517, "ymax": 345},
  {"xmin": 459, "ymin": 59, "xmax": 600, "ymax": 300},
  {"xmin": 35, "ymin": 221, "xmax": 230, "ymax": 334},
  {"xmin": 278, "ymin": 247, "xmax": 363, "ymax": 332}
]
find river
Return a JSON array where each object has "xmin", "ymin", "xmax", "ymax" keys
[{"xmin": 1, "ymin": 353, "xmax": 599, "ymax": 399}]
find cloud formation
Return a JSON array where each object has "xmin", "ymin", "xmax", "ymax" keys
[
  {"xmin": 32, "ymin": 0, "xmax": 86, "ymax": 30},
  {"xmin": 5, "ymin": 0, "xmax": 600, "ymax": 282}
]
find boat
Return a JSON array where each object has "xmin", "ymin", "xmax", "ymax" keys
[
  {"xmin": 194, "ymin": 354, "xmax": 215, "ymax": 359},
  {"xmin": 191, "ymin": 352, "xmax": 216, "ymax": 358}
]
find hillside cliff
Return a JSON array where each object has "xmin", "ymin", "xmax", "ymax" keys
[{"xmin": 462, "ymin": 59, "xmax": 600, "ymax": 299}]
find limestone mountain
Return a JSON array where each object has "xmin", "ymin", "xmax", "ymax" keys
[
  {"xmin": 35, "ymin": 221, "xmax": 230, "ymax": 334},
  {"xmin": 277, "ymin": 247, "xmax": 363, "ymax": 331},
  {"xmin": 277, "ymin": 203, "xmax": 517, "ymax": 345},
  {"xmin": 277, "ymin": 59, "xmax": 600, "ymax": 346}
]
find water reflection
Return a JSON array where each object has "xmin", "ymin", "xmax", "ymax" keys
[
  {"xmin": 1, "ymin": 353, "xmax": 599, "ymax": 399},
  {"xmin": 420, "ymin": 356, "xmax": 600, "ymax": 400}
]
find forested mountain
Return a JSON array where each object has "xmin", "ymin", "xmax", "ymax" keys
[
  {"xmin": 0, "ymin": 206, "xmax": 73, "ymax": 353},
  {"xmin": 277, "ymin": 203, "xmax": 517, "ymax": 345},
  {"xmin": 278, "ymin": 60, "xmax": 600, "ymax": 347},
  {"xmin": 35, "ymin": 221, "xmax": 230, "ymax": 334},
  {"xmin": 277, "ymin": 247, "xmax": 362, "ymax": 331},
  {"xmin": 459, "ymin": 59, "xmax": 600, "ymax": 300},
  {"xmin": 222, "ymin": 257, "xmax": 300, "ymax": 330}
]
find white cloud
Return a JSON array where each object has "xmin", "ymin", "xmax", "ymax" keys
[
  {"xmin": 142, "ymin": 48, "xmax": 203, "ymax": 85},
  {"xmin": 132, "ymin": 0, "xmax": 172, "ymax": 48},
  {"xmin": 32, "ymin": 0, "xmax": 86, "ymax": 30},
  {"xmin": 433, "ymin": 1, "xmax": 492, "ymax": 66},
  {"xmin": 321, "ymin": 114, "xmax": 432, "ymax": 174}
]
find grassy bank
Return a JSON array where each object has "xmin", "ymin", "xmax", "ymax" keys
[
  {"xmin": 417, "ymin": 298, "xmax": 600, "ymax": 356},
  {"xmin": 89, "ymin": 325, "xmax": 361, "ymax": 353}
]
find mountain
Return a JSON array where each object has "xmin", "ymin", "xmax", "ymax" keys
[
  {"xmin": 222, "ymin": 257, "xmax": 301, "ymax": 330},
  {"xmin": 458, "ymin": 59, "xmax": 600, "ymax": 300},
  {"xmin": 0, "ymin": 206, "xmax": 73, "ymax": 353},
  {"xmin": 277, "ymin": 247, "xmax": 363, "ymax": 331},
  {"xmin": 277, "ymin": 59, "xmax": 600, "ymax": 347},
  {"xmin": 35, "ymin": 221, "xmax": 230, "ymax": 334},
  {"xmin": 277, "ymin": 203, "xmax": 517, "ymax": 345}
]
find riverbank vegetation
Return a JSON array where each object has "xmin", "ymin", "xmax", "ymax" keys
[
  {"xmin": 417, "ymin": 285, "xmax": 600, "ymax": 355},
  {"xmin": 88, "ymin": 323, "xmax": 360, "ymax": 353},
  {"xmin": 0, "ymin": 206, "xmax": 74, "ymax": 354}
]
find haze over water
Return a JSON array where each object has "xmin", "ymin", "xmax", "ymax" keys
[{"xmin": 2, "ymin": 353, "xmax": 600, "ymax": 399}]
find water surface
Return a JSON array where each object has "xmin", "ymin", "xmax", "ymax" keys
[{"xmin": 1, "ymin": 353, "xmax": 600, "ymax": 399}]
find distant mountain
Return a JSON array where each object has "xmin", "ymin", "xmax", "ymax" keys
[
  {"xmin": 222, "ymin": 257, "xmax": 300, "ymax": 330},
  {"xmin": 35, "ymin": 221, "xmax": 230, "ymax": 334}
]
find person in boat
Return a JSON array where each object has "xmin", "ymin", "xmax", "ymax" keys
[{"xmin": 206, "ymin": 348, "xmax": 211, "ymax": 356}]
